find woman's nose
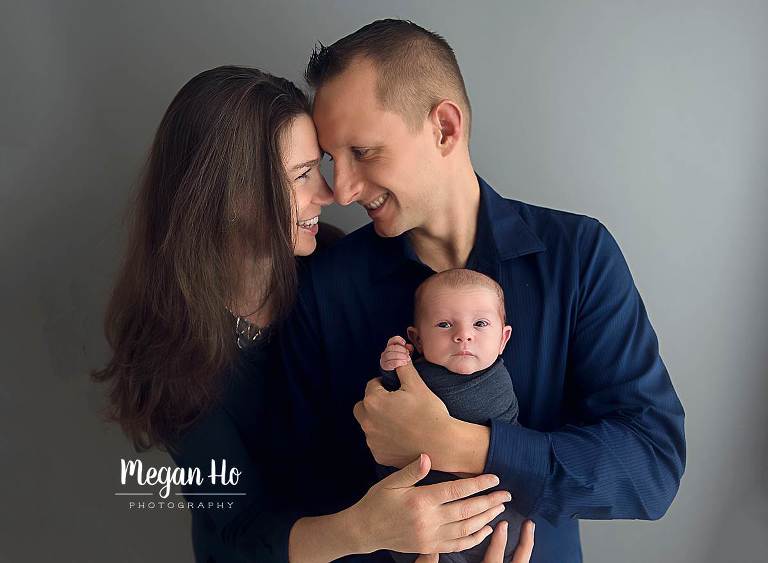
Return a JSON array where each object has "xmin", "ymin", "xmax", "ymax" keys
[{"xmin": 314, "ymin": 175, "xmax": 334, "ymax": 206}]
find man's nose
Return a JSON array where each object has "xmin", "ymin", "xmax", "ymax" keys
[{"xmin": 333, "ymin": 162, "xmax": 364, "ymax": 206}]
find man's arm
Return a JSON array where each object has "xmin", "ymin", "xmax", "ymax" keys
[{"xmin": 473, "ymin": 221, "xmax": 685, "ymax": 522}]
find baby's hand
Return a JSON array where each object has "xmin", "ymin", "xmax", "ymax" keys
[{"xmin": 380, "ymin": 335, "xmax": 414, "ymax": 372}]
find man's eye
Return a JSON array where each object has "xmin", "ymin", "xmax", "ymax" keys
[
  {"xmin": 352, "ymin": 148, "xmax": 370, "ymax": 159},
  {"xmin": 474, "ymin": 320, "xmax": 489, "ymax": 327},
  {"xmin": 436, "ymin": 321, "xmax": 451, "ymax": 328}
]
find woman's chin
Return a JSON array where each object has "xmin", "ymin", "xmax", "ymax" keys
[{"xmin": 294, "ymin": 236, "xmax": 317, "ymax": 257}]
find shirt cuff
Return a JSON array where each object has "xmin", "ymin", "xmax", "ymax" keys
[
  {"xmin": 238, "ymin": 508, "xmax": 302, "ymax": 562},
  {"xmin": 483, "ymin": 419, "xmax": 551, "ymax": 516}
]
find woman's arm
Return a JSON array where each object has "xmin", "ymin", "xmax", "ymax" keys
[
  {"xmin": 288, "ymin": 507, "xmax": 364, "ymax": 563},
  {"xmin": 287, "ymin": 454, "xmax": 511, "ymax": 562}
]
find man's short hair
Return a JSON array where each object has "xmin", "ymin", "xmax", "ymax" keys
[
  {"xmin": 305, "ymin": 19, "xmax": 472, "ymax": 137},
  {"xmin": 414, "ymin": 269, "xmax": 506, "ymax": 323}
]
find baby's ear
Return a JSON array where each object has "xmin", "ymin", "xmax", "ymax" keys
[
  {"xmin": 406, "ymin": 326, "xmax": 423, "ymax": 353},
  {"xmin": 499, "ymin": 325, "xmax": 513, "ymax": 354}
]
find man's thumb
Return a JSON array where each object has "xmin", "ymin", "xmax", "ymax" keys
[
  {"xmin": 395, "ymin": 361, "xmax": 425, "ymax": 390},
  {"xmin": 384, "ymin": 453, "xmax": 431, "ymax": 488}
]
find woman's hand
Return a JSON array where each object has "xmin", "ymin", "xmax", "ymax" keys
[
  {"xmin": 414, "ymin": 519, "xmax": 536, "ymax": 563},
  {"xmin": 351, "ymin": 454, "xmax": 511, "ymax": 555}
]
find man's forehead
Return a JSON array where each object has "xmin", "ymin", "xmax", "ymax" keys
[{"xmin": 312, "ymin": 60, "xmax": 403, "ymax": 146}]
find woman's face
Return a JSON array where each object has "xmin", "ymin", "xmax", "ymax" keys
[{"xmin": 282, "ymin": 114, "xmax": 334, "ymax": 256}]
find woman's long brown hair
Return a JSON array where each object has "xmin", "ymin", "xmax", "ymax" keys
[{"xmin": 93, "ymin": 66, "xmax": 309, "ymax": 451}]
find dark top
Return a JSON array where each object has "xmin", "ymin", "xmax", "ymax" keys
[
  {"xmin": 280, "ymin": 175, "xmax": 686, "ymax": 563},
  {"xmin": 168, "ymin": 334, "xmax": 300, "ymax": 562}
]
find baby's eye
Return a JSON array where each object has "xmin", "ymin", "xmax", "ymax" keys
[
  {"xmin": 474, "ymin": 320, "xmax": 490, "ymax": 328},
  {"xmin": 436, "ymin": 321, "xmax": 452, "ymax": 329}
]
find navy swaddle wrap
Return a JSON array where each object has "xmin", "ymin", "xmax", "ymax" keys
[{"xmin": 378, "ymin": 357, "xmax": 524, "ymax": 563}]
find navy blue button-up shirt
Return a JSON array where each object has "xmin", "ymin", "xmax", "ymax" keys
[{"xmin": 280, "ymin": 176, "xmax": 685, "ymax": 562}]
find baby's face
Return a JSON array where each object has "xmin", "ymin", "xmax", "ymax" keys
[{"xmin": 408, "ymin": 285, "xmax": 512, "ymax": 375}]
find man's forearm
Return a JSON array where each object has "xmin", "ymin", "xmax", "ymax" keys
[
  {"xmin": 288, "ymin": 505, "xmax": 368, "ymax": 563},
  {"xmin": 434, "ymin": 418, "xmax": 491, "ymax": 475}
]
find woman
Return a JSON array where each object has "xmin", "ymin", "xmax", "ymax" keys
[{"xmin": 94, "ymin": 66, "xmax": 532, "ymax": 562}]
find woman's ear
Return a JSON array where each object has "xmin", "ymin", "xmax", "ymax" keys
[
  {"xmin": 499, "ymin": 325, "xmax": 512, "ymax": 354},
  {"xmin": 406, "ymin": 326, "xmax": 423, "ymax": 354}
]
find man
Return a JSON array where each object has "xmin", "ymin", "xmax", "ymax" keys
[{"xmin": 281, "ymin": 19, "xmax": 685, "ymax": 563}]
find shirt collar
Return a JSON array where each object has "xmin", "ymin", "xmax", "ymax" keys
[
  {"xmin": 475, "ymin": 174, "xmax": 546, "ymax": 261},
  {"xmin": 370, "ymin": 174, "xmax": 546, "ymax": 281}
]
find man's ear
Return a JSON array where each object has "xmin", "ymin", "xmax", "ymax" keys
[
  {"xmin": 499, "ymin": 325, "xmax": 512, "ymax": 354},
  {"xmin": 406, "ymin": 326, "xmax": 423, "ymax": 354},
  {"xmin": 428, "ymin": 99, "xmax": 464, "ymax": 157}
]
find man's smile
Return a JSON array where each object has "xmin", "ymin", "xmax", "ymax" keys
[{"xmin": 363, "ymin": 192, "xmax": 389, "ymax": 211}]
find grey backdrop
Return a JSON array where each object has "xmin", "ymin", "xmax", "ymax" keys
[{"xmin": 1, "ymin": 1, "xmax": 766, "ymax": 562}]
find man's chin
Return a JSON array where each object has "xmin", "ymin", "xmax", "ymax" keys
[{"xmin": 371, "ymin": 218, "xmax": 405, "ymax": 238}]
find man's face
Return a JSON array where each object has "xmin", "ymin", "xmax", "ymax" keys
[
  {"xmin": 312, "ymin": 59, "xmax": 440, "ymax": 238},
  {"xmin": 408, "ymin": 285, "xmax": 512, "ymax": 375}
]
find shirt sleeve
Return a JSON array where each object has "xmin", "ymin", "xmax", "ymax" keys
[
  {"xmin": 484, "ymin": 221, "xmax": 686, "ymax": 523},
  {"xmin": 168, "ymin": 401, "xmax": 302, "ymax": 561}
]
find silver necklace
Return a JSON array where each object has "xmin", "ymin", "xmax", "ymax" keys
[{"xmin": 227, "ymin": 309, "xmax": 267, "ymax": 349}]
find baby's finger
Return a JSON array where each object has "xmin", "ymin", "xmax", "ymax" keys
[
  {"xmin": 381, "ymin": 357, "xmax": 411, "ymax": 371},
  {"xmin": 381, "ymin": 349, "xmax": 409, "ymax": 358},
  {"xmin": 386, "ymin": 335, "xmax": 406, "ymax": 346},
  {"xmin": 381, "ymin": 354, "xmax": 411, "ymax": 369}
]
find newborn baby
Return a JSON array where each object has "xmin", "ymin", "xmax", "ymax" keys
[{"xmin": 378, "ymin": 268, "xmax": 524, "ymax": 563}]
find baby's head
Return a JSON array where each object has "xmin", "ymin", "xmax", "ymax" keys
[{"xmin": 407, "ymin": 269, "xmax": 512, "ymax": 375}]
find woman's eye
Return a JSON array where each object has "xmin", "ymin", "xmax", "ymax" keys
[
  {"xmin": 436, "ymin": 321, "xmax": 451, "ymax": 328},
  {"xmin": 474, "ymin": 320, "xmax": 489, "ymax": 327},
  {"xmin": 296, "ymin": 169, "xmax": 311, "ymax": 181}
]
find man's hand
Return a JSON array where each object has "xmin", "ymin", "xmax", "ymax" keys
[
  {"xmin": 414, "ymin": 519, "xmax": 536, "ymax": 563},
  {"xmin": 354, "ymin": 359, "xmax": 453, "ymax": 469},
  {"xmin": 380, "ymin": 335, "xmax": 414, "ymax": 371},
  {"xmin": 351, "ymin": 454, "xmax": 512, "ymax": 555}
]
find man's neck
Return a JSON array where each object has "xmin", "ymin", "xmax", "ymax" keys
[{"xmin": 408, "ymin": 168, "xmax": 480, "ymax": 272}]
